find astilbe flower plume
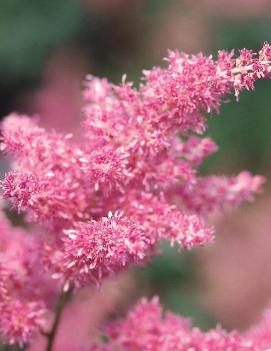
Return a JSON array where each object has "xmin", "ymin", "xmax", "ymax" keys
[
  {"xmin": 1, "ymin": 115, "xmax": 94, "ymax": 229},
  {"xmin": 89, "ymin": 297, "xmax": 271, "ymax": 351},
  {"xmin": 0, "ymin": 43, "xmax": 271, "ymax": 348},
  {"xmin": 63, "ymin": 213, "xmax": 153, "ymax": 287},
  {"xmin": 1, "ymin": 44, "xmax": 270, "ymax": 287},
  {"xmin": 0, "ymin": 212, "xmax": 49, "ymax": 347}
]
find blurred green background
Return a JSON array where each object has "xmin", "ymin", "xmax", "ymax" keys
[{"xmin": 1, "ymin": 1, "xmax": 271, "ymax": 348}]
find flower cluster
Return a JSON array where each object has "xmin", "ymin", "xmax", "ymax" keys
[
  {"xmin": 0, "ymin": 43, "xmax": 270, "ymax": 348},
  {"xmin": 62, "ymin": 213, "xmax": 153, "ymax": 288},
  {"xmin": 89, "ymin": 297, "xmax": 271, "ymax": 351},
  {"xmin": 0, "ymin": 213, "xmax": 49, "ymax": 346}
]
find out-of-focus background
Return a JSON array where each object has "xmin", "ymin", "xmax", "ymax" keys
[{"xmin": 2, "ymin": 0, "xmax": 271, "ymax": 348}]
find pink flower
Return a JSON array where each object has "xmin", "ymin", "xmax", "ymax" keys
[
  {"xmin": 0, "ymin": 212, "xmax": 55, "ymax": 346},
  {"xmin": 1, "ymin": 114, "xmax": 94, "ymax": 230},
  {"xmin": 172, "ymin": 171, "xmax": 265, "ymax": 216},
  {"xmin": 62, "ymin": 213, "xmax": 153, "ymax": 288},
  {"xmin": 123, "ymin": 191, "xmax": 214, "ymax": 249},
  {"xmin": 89, "ymin": 298, "xmax": 271, "ymax": 351},
  {"xmin": 0, "ymin": 44, "xmax": 269, "ymax": 349},
  {"xmin": 0, "ymin": 299, "xmax": 45, "ymax": 347},
  {"xmin": 1, "ymin": 44, "xmax": 269, "ymax": 292}
]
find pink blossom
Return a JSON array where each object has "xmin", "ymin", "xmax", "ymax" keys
[
  {"xmin": 122, "ymin": 191, "xmax": 214, "ymax": 249},
  {"xmin": 62, "ymin": 213, "xmax": 153, "ymax": 288},
  {"xmin": 1, "ymin": 44, "xmax": 269, "ymax": 292},
  {"xmin": 2, "ymin": 44, "xmax": 270, "ymax": 234},
  {"xmin": 0, "ymin": 44, "xmax": 269, "ymax": 348},
  {"xmin": 0, "ymin": 212, "xmax": 54, "ymax": 346},
  {"xmin": 172, "ymin": 171, "xmax": 265, "ymax": 216},
  {"xmin": 1, "ymin": 114, "xmax": 94, "ymax": 230},
  {"xmin": 89, "ymin": 298, "xmax": 271, "ymax": 351},
  {"xmin": 0, "ymin": 299, "xmax": 45, "ymax": 347},
  {"xmin": 85, "ymin": 148, "xmax": 130, "ymax": 192}
]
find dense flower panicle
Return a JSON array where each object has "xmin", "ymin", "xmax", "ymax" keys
[
  {"xmin": 89, "ymin": 298, "xmax": 271, "ymax": 351},
  {"xmin": 0, "ymin": 300, "xmax": 45, "ymax": 347},
  {"xmin": 0, "ymin": 213, "xmax": 50, "ymax": 346},
  {"xmin": 139, "ymin": 43, "xmax": 271, "ymax": 135},
  {"xmin": 42, "ymin": 195, "xmax": 213, "ymax": 289},
  {"xmin": 173, "ymin": 172, "xmax": 265, "ymax": 215},
  {"xmin": 1, "ymin": 114, "xmax": 95, "ymax": 229},
  {"xmin": 2, "ymin": 45, "xmax": 269, "ymax": 230},
  {"xmin": 0, "ymin": 43, "xmax": 270, "ymax": 298},
  {"xmin": 122, "ymin": 192, "xmax": 214, "ymax": 249},
  {"xmin": 82, "ymin": 44, "xmax": 270, "ymax": 198},
  {"xmin": 140, "ymin": 54, "xmax": 218, "ymax": 134},
  {"xmin": 62, "ymin": 213, "xmax": 153, "ymax": 288},
  {"xmin": 62, "ymin": 202, "xmax": 213, "ymax": 287}
]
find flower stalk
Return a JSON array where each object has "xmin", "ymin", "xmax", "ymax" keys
[{"xmin": 45, "ymin": 286, "xmax": 73, "ymax": 351}]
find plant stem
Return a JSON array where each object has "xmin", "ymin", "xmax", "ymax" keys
[
  {"xmin": 6, "ymin": 346, "xmax": 23, "ymax": 351},
  {"xmin": 45, "ymin": 285, "xmax": 73, "ymax": 351}
]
